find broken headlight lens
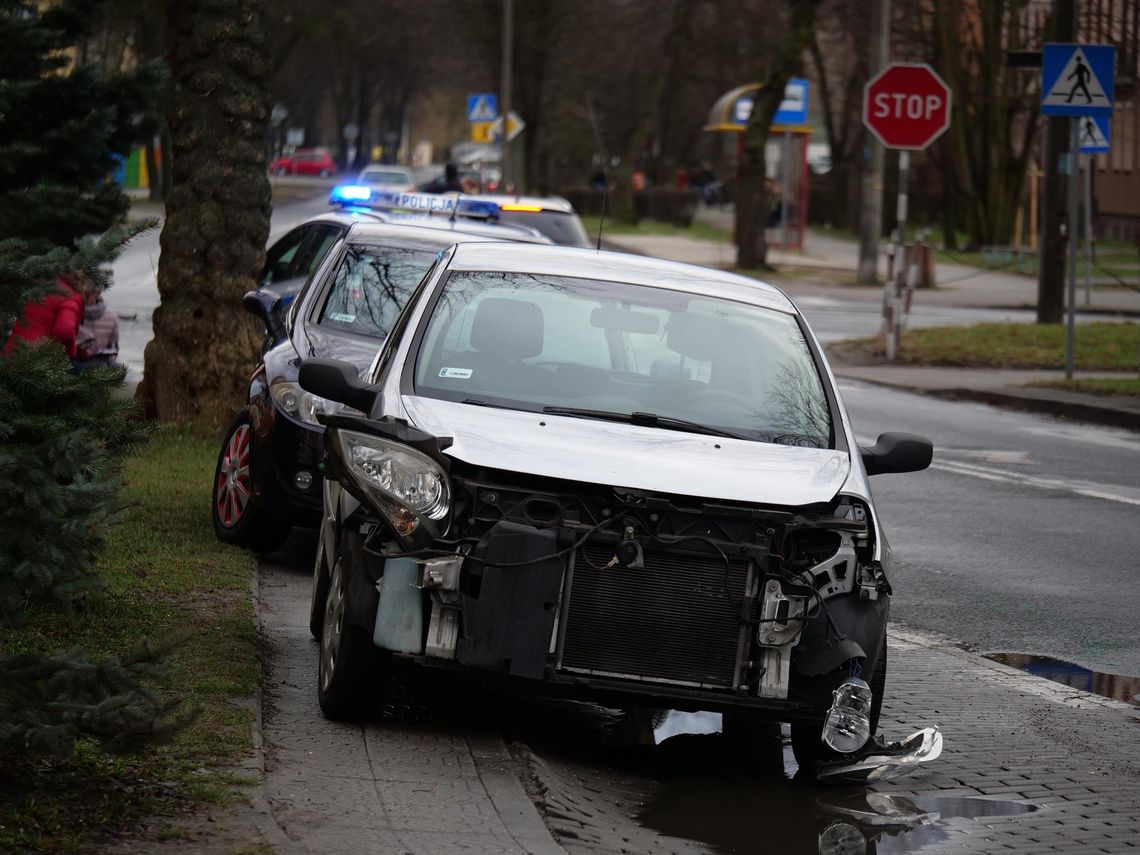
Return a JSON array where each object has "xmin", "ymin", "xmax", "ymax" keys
[
  {"xmin": 332, "ymin": 430, "xmax": 450, "ymax": 534},
  {"xmin": 821, "ymin": 677, "xmax": 873, "ymax": 754},
  {"xmin": 270, "ymin": 380, "xmax": 347, "ymax": 427}
]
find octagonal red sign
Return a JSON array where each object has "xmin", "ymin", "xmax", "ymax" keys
[{"xmin": 863, "ymin": 63, "xmax": 953, "ymax": 150}]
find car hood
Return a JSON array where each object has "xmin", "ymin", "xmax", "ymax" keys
[
  {"xmin": 299, "ymin": 325, "xmax": 381, "ymax": 370},
  {"xmin": 401, "ymin": 396, "xmax": 851, "ymax": 506}
]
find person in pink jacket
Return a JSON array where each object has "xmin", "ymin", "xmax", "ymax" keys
[
  {"xmin": 3, "ymin": 273, "xmax": 86, "ymax": 358},
  {"xmin": 73, "ymin": 287, "xmax": 120, "ymax": 372}
]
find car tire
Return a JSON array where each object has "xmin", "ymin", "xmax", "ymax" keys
[
  {"xmin": 319, "ymin": 168, "xmax": 331, "ymax": 177},
  {"xmin": 317, "ymin": 553, "xmax": 390, "ymax": 721},
  {"xmin": 789, "ymin": 637, "xmax": 887, "ymax": 773},
  {"xmin": 309, "ymin": 534, "xmax": 331, "ymax": 641},
  {"xmin": 211, "ymin": 408, "xmax": 291, "ymax": 554}
]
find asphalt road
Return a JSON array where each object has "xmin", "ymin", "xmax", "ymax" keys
[
  {"xmin": 798, "ymin": 292, "xmax": 1063, "ymax": 343},
  {"xmin": 837, "ymin": 378, "xmax": 1140, "ymax": 678}
]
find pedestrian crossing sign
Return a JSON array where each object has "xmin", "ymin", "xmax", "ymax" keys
[
  {"xmin": 1041, "ymin": 43, "xmax": 1115, "ymax": 117},
  {"xmin": 1078, "ymin": 115, "xmax": 1111, "ymax": 154},
  {"xmin": 466, "ymin": 93, "xmax": 499, "ymax": 122}
]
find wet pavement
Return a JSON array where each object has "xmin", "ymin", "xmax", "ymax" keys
[
  {"xmin": 242, "ymin": 549, "xmax": 1140, "ymax": 855},
  {"xmin": 983, "ymin": 653, "xmax": 1140, "ymax": 708}
]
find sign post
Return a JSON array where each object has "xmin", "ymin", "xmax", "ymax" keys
[
  {"xmin": 1078, "ymin": 115, "xmax": 1111, "ymax": 306},
  {"xmin": 1041, "ymin": 43, "xmax": 1115, "ymax": 380},
  {"xmin": 773, "ymin": 79, "xmax": 810, "ymax": 252},
  {"xmin": 863, "ymin": 63, "xmax": 952, "ymax": 360}
]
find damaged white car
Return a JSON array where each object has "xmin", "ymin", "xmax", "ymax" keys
[{"xmin": 300, "ymin": 243, "xmax": 941, "ymax": 781}]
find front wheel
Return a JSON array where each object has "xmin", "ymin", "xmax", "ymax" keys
[
  {"xmin": 789, "ymin": 638, "xmax": 887, "ymax": 773},
  {"xmin": 317, "ymin": 555, "xmax": 390, "ymax": 720},
  {"xmin": 211, "ymin": 408, "xmax": 290, "ymax": 554}
]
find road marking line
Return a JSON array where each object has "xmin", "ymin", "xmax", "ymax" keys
[{"xmin": 931, "ymin": 458, "xmax": 1140, "ymax": 506}]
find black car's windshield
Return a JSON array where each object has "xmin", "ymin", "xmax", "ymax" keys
[
  {"xmin": 318, "ymin": 243, "xmax": 440, "ymax": 338},
  {"xmin": 413, "ymin": 271, "xmax": 832, "ymax": 447}
]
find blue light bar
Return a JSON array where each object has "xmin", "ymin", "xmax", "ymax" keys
[
  {"xmin": 329, "ymin": 184, "xmax": 373, "ymax": 204},
  {"xmin": 329, "ymin": 186, "xmax": 500, "ymax": 221}
]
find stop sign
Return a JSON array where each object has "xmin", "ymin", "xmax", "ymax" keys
[{"xmin": 863, "ymin": 63, "xmax": 952, "ymax": 150}]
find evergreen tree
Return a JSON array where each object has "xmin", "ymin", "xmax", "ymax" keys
[{"xmin": 0, "ymin": 0, "xmax": 174, "ymax": 760}]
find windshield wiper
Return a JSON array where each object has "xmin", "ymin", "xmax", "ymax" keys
[{"xmin": 541, "ymin": 406, "xmax": 749, "ymax": 441}]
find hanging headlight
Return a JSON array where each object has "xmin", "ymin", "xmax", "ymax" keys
[
  {"xmin": 330, "ymin": 429, "xmax": 450, "ymax": 537},
  {"xmin": 821, "ymin": 677, "xmax": 873, "ymax": 754},
  {"xmin": 270, "ymin": 380, "xmax": 349, "ymax": 427}
]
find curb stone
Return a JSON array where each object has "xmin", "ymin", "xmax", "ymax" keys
[
  {"xmin": 836, "ymin": 371, "xmax": 1140, "ymax": 432},
  {"xmin": 887, "ymin": 624, "xmax": 1140, "ymax": 718}
]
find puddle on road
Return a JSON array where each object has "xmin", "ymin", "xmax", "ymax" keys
[
  {"xmin": 985, "ymin": 652, "xmax": 1140, "ymax": 707},
  {"xmin": 639, "ymin": 711, "xmax": 1036, "ymax": 855}
]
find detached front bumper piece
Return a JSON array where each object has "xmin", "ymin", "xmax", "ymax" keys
[{"xmin": 815, "ymin": 727, "xmax": 944, "ymax": 785}]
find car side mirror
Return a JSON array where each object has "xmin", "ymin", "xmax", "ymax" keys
[
  {"xmin": 860, "ymin": 432, "xmax": 933, "ymax": 476},
  {"xmin": 299, "ymin": 358, "xmax": 379, "ymax": 415},
  {"xmin": 242, "ymin": 289, "xmax": 287, "ymax": 344}
]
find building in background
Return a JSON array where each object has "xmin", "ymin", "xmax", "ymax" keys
[{"xmin": 1079, "ymin": 0, "xmax": 1140, "ymax": 241}]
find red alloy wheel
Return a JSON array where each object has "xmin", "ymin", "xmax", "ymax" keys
[{"xmin": 216, "ymin": 424, "xmax": 252, "ymax": 528}]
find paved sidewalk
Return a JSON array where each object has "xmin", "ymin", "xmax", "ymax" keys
[
  {"xmin": 256, "ymin": 562, "xmax": 565, "ymax": 855},
  {"xmin": 603, "ymin": 219, "xmax": 1140, "ymax": 432},
  {"xmin": 521, "ymin": 625, "xmax": 1140, "ymax": 854}
]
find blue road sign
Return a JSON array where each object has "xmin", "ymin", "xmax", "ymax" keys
[
  {"xmin": 1042, "ymin": 43, "xmax": 1115, "ymax": 117},
  {"xmin": 730, "ymin": 79, "xmax": 811, "ymax": 129},
  {"xmin": 1078, "ymin": 115, "xmax": 1111, "ymax": 154},
  {"xmin": 774, "ymin": 78, "xmax": 810, "ymax": 126},
  {"xmin": 466, "ymin": 93, "xmax": 499, "ymax": 122}
]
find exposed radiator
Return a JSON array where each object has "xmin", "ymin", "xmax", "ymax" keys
[{"xmin": 559, "ymin": 543, "xmax": 751, "ymax": 688}]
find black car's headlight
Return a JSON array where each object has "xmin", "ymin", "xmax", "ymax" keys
[
  {"xmin": 270, "ymin": 380, "xmax": 346, "ymax": 427},
  {"xmin": 331, "ymin": 429, "xmax": 450, "ymax": 538}
]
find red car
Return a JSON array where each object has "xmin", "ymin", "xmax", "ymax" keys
[{"xmin": 269, "ymin": 147, "xmax": 336, "ymax": 177}]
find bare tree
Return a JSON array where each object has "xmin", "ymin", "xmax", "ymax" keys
[{"xmin": 736, "ymin": 0, "xmax": 825, "ymax": 269}]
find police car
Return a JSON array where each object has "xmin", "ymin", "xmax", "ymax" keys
[
  {"xmin": 297, "ymin": 242, "xmax": 944, "ymax": 783},
  {"xmin": 210, "ymin": 190, "xmax": 552, "ymax": 554}
]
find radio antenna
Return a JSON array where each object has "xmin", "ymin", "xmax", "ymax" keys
[{"xmin": 596, "ymin": 185, "xmax": 607, "ymax": 252}]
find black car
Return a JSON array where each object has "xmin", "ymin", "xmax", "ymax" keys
[{"xmin": 211, "ymin": 214, "xmax": 552, "ymax": 554}]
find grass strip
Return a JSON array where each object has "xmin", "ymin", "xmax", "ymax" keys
[
  {"xmin": 876, "ymin": 322, "xmax": 1140, "ymax": 370},
  {"xmin": 0, "ymin": 425, "xmax": 258, "ymax": 853}
]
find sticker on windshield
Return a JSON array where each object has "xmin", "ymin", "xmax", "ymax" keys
[
  {"xmin": 439, "ymin": 367, "xmax": 473, "ymax": 379},
  {"xmin": 328, "ymin": 312, "xmax": 356, "ymax": 323}
]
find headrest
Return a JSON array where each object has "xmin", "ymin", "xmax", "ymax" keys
[
  {"xmin": 665, "ymin": 313, "xmax": 725, "ymax": 362},
  {"xmin": 471, "ymin": 297, "xmax": 544, "ymax": 361}
]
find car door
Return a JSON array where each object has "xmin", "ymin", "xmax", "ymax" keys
[{"xmin": 260, "ymin": 223, "xmax": 347, "ymax": 308}]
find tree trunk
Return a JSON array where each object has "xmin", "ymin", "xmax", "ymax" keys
[
  {"xmin": 736, "ymin": 0, "xmax": 823, "ymax": 269},
  {"xmin": 138, "ymin": 0, "xmax": 272, "ymax": 426},
  {"xmin": 613, "ymin": 0, "xmax": 691, "ymax": 223}
]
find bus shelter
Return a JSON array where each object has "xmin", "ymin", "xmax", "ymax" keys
[{"xmin": 704, "ymin": 83, "xmax": 812, "ymax": 251}]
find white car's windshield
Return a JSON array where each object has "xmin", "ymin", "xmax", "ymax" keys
[
  {"xmin": 359, "ymin": 170, "xmax": 411, "ymax": 186},
  {"xmin": 412, "ymin": 271, "xmax": 832, "ymax": 447}
]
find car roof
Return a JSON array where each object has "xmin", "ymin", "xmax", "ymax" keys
[
  {"xmin": 342, "ymin": 220, "xmax": 544, "ymax": 247},
  {"xmin": 304, "ymin": 210, "xmax": 387, "ymax": 228},
  {"xmin": 347, "ymin": 216, "xmax": 553, "ymax": 245},
  {"xmin": 446, "ymin": 243, "xmax": 796, "ymax": 313},
  {"xmin": 299, "ymin": 209, "xmax": 551, "ymax": 244}
]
